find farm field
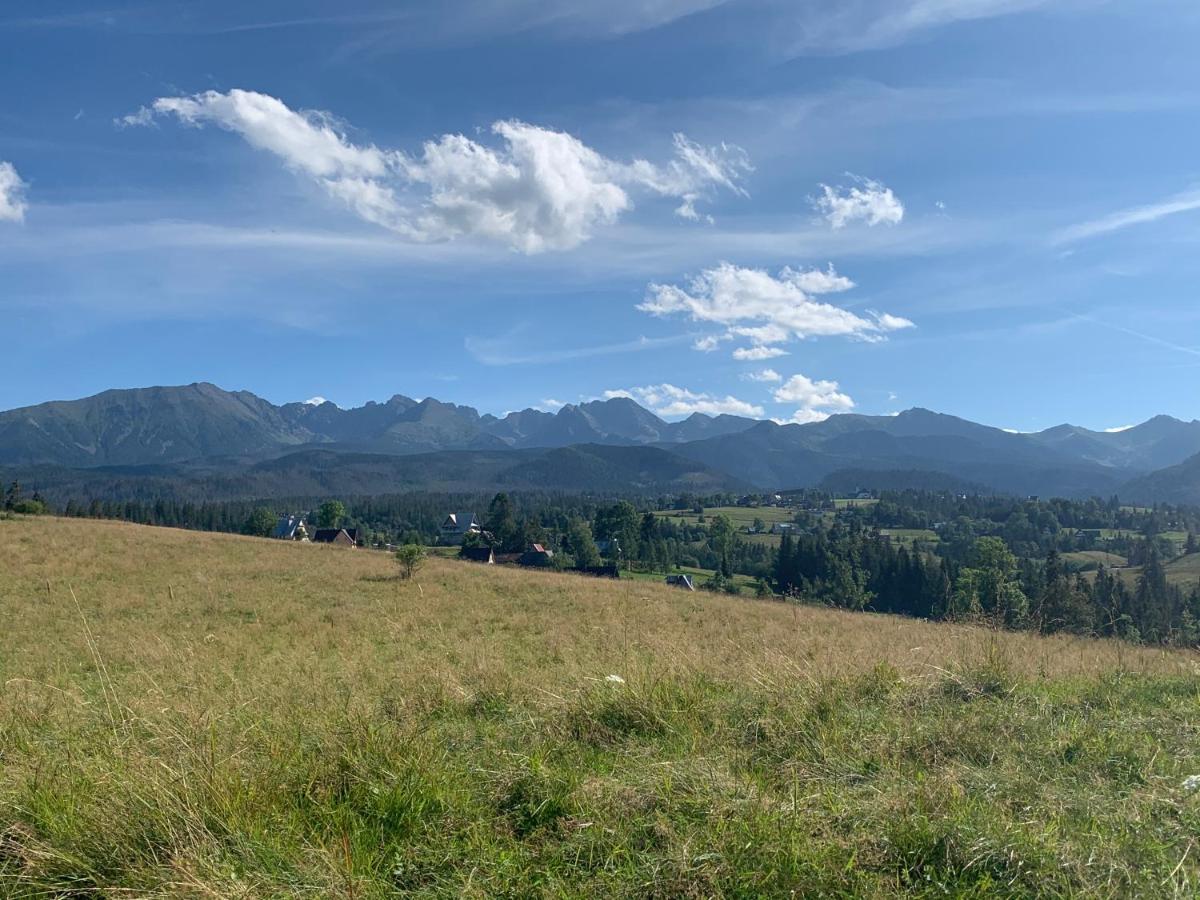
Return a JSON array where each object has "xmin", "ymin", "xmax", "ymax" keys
[
  {"xmin": 879, "ymin": 527, "xmax": 939, "ymax": 547},
  {"xmin": 651, "ymin": 505, "xmax": 799, "ymax": 529},
  {"xmin": 3, "ymin": 517, "xmax": 1200, "ymax": 896},
  {"xmin": 1062, "ymin": 550, "xmax": 1129, "ymax": 571},
  {"xmin": 1092, "ymin": 528, "xmax": 1140, "ymax": 540},
  {"xmin": 1108, "ymin": 552, "xmax": 1200, "ymax": 589},
  {"xmin": 1165, "ymin": 551, "xmax": 1200, "ymax": 585}
]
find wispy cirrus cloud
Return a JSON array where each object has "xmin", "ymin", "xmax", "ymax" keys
[
  {"xmin": 604, "ymin": 383, "xmax": 764, "ymax": 417},
  {"xmin": 1071, "ymin": 313, "xmax": 1200, "ymax": 360},
  {"xmin": 121, "ymin": 89, "xmax": 750, "ymax": 253},
  {"xmin": 639, "ymin": 261, "xmax": 913, "ymax": 358},
  {"xmin": 0, "ymin": 161, "xmax": 28, "ymax": 223},
  {"xmin": 1051, "ymin": 186, "xmax": 1200, "ymax": 245},
  {"xmin": 782, "ymin": 0, "xmax": 1065, "ymax": 55},
  {"xmin": 1, "ymin": 1, "xmax": 728, "ymax": 39},
  {"xmin": 465, "ymin": 332, "xmax": 689, "ymax": 366}
]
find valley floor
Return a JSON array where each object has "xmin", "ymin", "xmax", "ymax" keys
[{"xmin": 2, "ymin": 518, "xmax": 1200, "ymax": 897}]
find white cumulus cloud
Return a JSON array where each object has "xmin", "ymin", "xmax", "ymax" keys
[
  {"xmin": 744, "ymin": 368, "xmax": 783, "ymax": 383},
  {"xmin": 732, "ymin": 346, "xmax": 790, "ymax": 360},
  {"xmin": 604, "ymin": 384, "xmax": 764, "ymax": 418},
  {"xmin": 813, "ymin": 174, "xmax": 904, "ymax": 229},
  {"xmin": 641, "ymin": 262, "xmax": 913, "ymax": 358},
  {"xmin": 125, "ymin": 89, "xmax": 750, "ymax": 253},
  {"xmin": 772, "ymin": 373, "xmax": 855, "ymax": 424},
  {"xmin": 0, "ymin": 161, "xmax": 29, "ymax": 223}
]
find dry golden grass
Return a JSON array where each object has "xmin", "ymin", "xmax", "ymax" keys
[
  {"xmin": 3, "ymin": 516, "xmax": 1200, "ymax": 897},
  {"xmin": 3, "ymin": 517, "xmax": 1186, "ymax": 696}
]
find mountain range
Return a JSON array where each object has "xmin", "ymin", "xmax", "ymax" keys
[{"xmin": 2, "ymin": 383, "xmax": 1199, "ymax": 504}]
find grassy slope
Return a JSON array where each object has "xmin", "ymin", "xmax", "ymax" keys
[
  {"xmin": 1166, "ymin": 552, "xmax": 1200, "ymax": 587},
  {"xmin": 1109, "ymin": 552, "xmax": 1200, "ymax": 590},
  {"xmin": 2, "ymin": 518, "xmax": 1200, "ymax": 897},
  {"xmin": 1062, "ymin": 550, "xmax": 1129, "ymax": 571}
]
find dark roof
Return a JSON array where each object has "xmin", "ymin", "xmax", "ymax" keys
[
  {"xmin": 271, "ymin": 515, "xmax": 305, "ymax": 539},
  {"xmin": 460, "ymin": 547, "xmax": 494, "ymax": 562},
  {"xmin": 442, "ymin": 511, "xmax": 479, "ymax": 533},
  {"xmin": 312, "ymin": 528, "xmax": 358, "ymax": 544}
]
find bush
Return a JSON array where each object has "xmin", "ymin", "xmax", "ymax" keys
[
  {"xmin": 701, "ymin": 573, "xmax": 741, "ymax": 596},
  {"xmin": 394, "ymin": 544, "xmax": 427, "ymax": 580}
]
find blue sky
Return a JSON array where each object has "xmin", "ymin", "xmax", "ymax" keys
[{"xmin": 2, "ymin": 0, "xmax": 1199, "ymax": 431}]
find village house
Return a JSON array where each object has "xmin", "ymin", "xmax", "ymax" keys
[
  {"xmin": 460, "ymin": 546, "xmax": 495, "ymax": 564},
  {"xmin": 518, "ymin": 544, "xmax": 555, "ymax": 567},
  {"xmin": 271, "ymin": 515, "xmax": 309, "ymax": 541},
  {"xmin": 311, "ymin": 527, "xmax": 360, "ymax": 548},
  {"xmin": 665, "ymin": 574, "xmax": 695, "ymax": 591},
  {"xmin": 440, "ymin": 511, "xmax": 482, "ymax": 545}
]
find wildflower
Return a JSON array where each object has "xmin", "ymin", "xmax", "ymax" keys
[
  {"xmin": 605, "ymin": 674, "xmax": 625, "ymax": 684},
  {"xmin": 1182, "ymin": 775, "xmax": 1200, "ymax": 792}
]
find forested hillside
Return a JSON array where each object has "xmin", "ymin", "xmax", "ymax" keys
[{"xmin": 4, "ymin": 384, "xmax": 1200, "ymax": 501}]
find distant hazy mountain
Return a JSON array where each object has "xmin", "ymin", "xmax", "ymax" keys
[
  {"xmin": 0, "ymin": 383, "xmax": 311, "ymax": 467},
  {"xmin": 8, "ymin": 443, "xmax": 750, "ymax": 502},
  {"xmin": 1026, "ymin": 416, "xmax": 1200, "ymax": 471},
  {"xmin": 671, "ymin": 412, "xmax": 1133, "ymax": 497},
  {"xmin": 2, "ymin": 383, "xmax": 1198, "ymax": 503},
  {"xmin": 1121, "ymin": 451, "xmax": 1200, "ymax": 506},
  {"xmin": 0, "ymin": 383, "xmax": 759, "ymax": 466}
]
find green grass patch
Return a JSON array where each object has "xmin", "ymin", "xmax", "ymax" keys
[
  {"xmin": 653, "ymin": 505, "xmax": 798, "ymax": 529},
  {"xmin": 880, "ymin": 528, "xmax": 940, "ymax": 546},
  {"xmin": 3, "ymin": 518, "xmax": 1199, "ymax": 896},
  {"xmin": 1062, "ymin": 550, "xmax": 1129, "ymax": 571}
]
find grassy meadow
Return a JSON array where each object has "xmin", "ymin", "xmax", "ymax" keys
[
  {"xmin": 1104, "ymin": 552, "xmax": 1200, "ymax": 590},
  {"xmin": 3, "ymin": 517, "xmax": 1200, "ymax": 896},
  {"xmin": 651, "ymin": 505, "xmax": 798, "ymax": 530}
]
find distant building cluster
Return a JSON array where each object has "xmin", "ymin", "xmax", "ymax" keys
[{"xmin": 270, "ymin": 514, "xmax": 361, "ymax": 548}]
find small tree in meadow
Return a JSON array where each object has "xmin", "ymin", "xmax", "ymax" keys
[{"xmin": 395, "ymin": 544, "xmax": 427, "ymax": 580}]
